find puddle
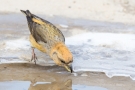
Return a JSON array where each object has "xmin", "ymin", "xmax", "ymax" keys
[
  {"xmin": 0, "ymin": 81, "xmax": 30, "ymax": 90},
  {"xmin": 73, "ymin": 85, "xmax": 108, "ymax": 90},
  {"xmin": 0, "ymin": 81, "xmax": 107, "ymax": 90}
]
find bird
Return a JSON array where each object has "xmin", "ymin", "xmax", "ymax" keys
[{"xmin": 20, "ymin": 10, "xmax": 73, "ymax": 72}]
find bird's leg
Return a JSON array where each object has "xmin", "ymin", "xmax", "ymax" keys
[{"xmin": 31, "ymin": 47, "xmax": 38, "ymax": 64}]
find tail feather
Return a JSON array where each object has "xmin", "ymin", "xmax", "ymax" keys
[{"xmin": 20, "ymin": 10, "xmax": 33, "ymax": 34}]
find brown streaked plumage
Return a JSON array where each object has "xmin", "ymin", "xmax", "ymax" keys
[{"xmin": 21, "ymin": 10, "xmax": 73, "ymax": 72}]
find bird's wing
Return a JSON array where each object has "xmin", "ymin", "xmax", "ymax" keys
[
  {"xmin": 21, "ymin": 10, "xmax": 65, "ymax": 44},
  {"xmin": 31, "ymin": 21, "xmax": 48, "ymax": 44},
  {"xmin": 32, "ymin": 14, "xmax": 65, "ymax": 43}
]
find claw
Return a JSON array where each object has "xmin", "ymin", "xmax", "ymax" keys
[{"xmin": 31, "ymin": 47, "xmax": 38, "ymax": 64}]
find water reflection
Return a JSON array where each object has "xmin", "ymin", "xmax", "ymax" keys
[
  {"xmin": 0, "ymin": 80, "xmax": 107, "ymax": 90},
  {"xmin": 29, "ymin": 79, "xmax": 72, "ymax": 90},
  {"xmin": 72, "ymin": 85, "xmax": 108, "ymax": 90},
  {"xmin": 0, "ymin": 81, "xmax": 30, "ymax": 90}
]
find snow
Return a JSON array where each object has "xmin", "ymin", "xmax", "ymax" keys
[
  {"xmin": 66, "ymin": 32, "xmax": 135, "ymax": 51},
  {"xmin": 66, "ymin": 32, "xmax": 135, "ymax": 80},
  {"xmin": 1, "ymin": 32, "xmax": 135, "ymax": 80},
  {"xmin": 4, "ymin": 37, "xmax": 30, "ymax": 50},
  {"xmin": 59, "ymin": 24, "xmax": 68, "ymax": 28}
]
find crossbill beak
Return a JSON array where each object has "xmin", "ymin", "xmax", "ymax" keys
[{"xmin": 63, "ymin": 64, "xmax": 72, "ymax": 73}]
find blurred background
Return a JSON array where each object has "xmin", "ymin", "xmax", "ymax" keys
[
  {"xmin": 0, "ymin": 0, "xmax": 135, "ymax": 38},
  {"xmin": 0, "ymin": 0, "xmax": 135, "ymax": 24}
]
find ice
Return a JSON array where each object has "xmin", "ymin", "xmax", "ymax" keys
[
  {"xmin": 0, "ymin": 57, "xmax": 28, "ymax": 64},
  {"xmin": 66, "ymin": 32, "xmax": 135, "ymax": 51},
  {"xmin": 4, "ymin": 37, "xmax": 30, "ymax": 50},
  {"xmin": 66, "ymin": 32, "xmax": 135, "ymax": 80},
  {"xmin": 59, "ymin": 24, "xmax": 68, "ymax": 28},
  {"xmin": 1, "ymin": 32, "xmax": 135, "ymax": 80}
]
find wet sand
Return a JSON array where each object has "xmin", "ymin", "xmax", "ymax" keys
[{"xmin": 0, "ymin": 63, "xmax": 135, "ymax": 90}]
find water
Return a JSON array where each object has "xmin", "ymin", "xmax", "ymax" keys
[{"xmin": 0, "ymin": 81, "xmax": 107, "ymax": 90}]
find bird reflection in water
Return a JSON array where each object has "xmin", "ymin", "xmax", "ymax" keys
[{"xmin": 28, "ymin": 79, "xmax": 72, "ymax": 90}]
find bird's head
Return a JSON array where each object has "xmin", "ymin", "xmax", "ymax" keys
[{"xmin": 50, "ymin": 43, "xmax": 73, "ymax": 72}]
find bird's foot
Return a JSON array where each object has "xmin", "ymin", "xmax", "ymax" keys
[{"xmin": 31, "ymin": 47, "xmax": 38, "ymax": 64}]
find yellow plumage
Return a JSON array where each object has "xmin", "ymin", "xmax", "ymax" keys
[{"xmin": 29, "ymin": 35, "xmax": 46, "ymax": 53}]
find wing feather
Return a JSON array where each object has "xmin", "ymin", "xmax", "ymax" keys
[{"xmin": 26, "ymin": 13, "xmax": 65, "ymax": 44}]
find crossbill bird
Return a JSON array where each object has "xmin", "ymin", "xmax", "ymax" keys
[{"xmin": 20, "ymin": 10, "xmax": 73, "ymax": 72}]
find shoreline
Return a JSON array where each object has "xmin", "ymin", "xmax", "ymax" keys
[{"xmin": 0, "ymin": 63, "xmax": 135, "ymax": 90}]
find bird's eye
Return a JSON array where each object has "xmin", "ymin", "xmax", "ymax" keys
[
  {"xmin": 52, "ymin": 52, "xmax": 66, "ymax": 64},
  {"xmin": 60, "ymin": 59, "xmax": 66, "ymax": 64}
]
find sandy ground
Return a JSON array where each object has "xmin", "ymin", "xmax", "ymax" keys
[{"xmin": 0, "ymin": 0, "xmax": 135, "ymax": 90}]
